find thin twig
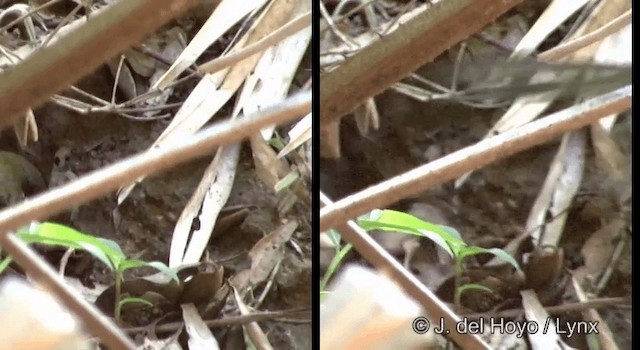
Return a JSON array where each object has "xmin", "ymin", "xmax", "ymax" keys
[
  {"xmin": 0, "ymin": 0, "xmax": 203, "ymax": 129},
  {"xmin": 199, "ymin": 11, "xmax": 311, "ymax": 74},
  {"xmin": 465, "ymin": 297, "xmax": 630, "ymax": 319},
  {"xmin": 319, "ymin": 1, "xmax": 358, "ymax": 49},
  {"xmin": 0, "ymin": 0, "xmax": 65, "ymax": 34},
  {"xmin": 123, "ymin": 308, "xmax": 311, "ymax": 334},
  {"xmin": 111, "ymin": 54, "xmax": 126, "ymax": 104},
  {"xmin": 538, "ymin": 9, "xmax": 632, "ymax": 62},
  {"xmin": 39, "ymin": 2, "xmax": 83, "ymax": 48},
  {"xmin": 320, "ymin": 0, "xmax": 520, "ymax": 126}
]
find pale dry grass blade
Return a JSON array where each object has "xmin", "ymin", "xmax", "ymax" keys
[
  {"xmin": 571, "ymin": 278, "xmax": 619, "ymax": 350},
  {"xmin": 168, "ymin": 1, "xmax": 307, "ymax": 266},
  {"xmin": 245, "ymin": 2, "xmax": 311, "ymax": 140},
  {"xmin": 118, "ymin": 0, "xmax": 299, "ymax": 202},
  {"xmin": 455, "ymin": 0, "xmax": 631, "ymax": 188},
  {"xmin": 198, "ymin": 10, "xmax": 311, "ymax": 76},
  {"xmin": 182, "ymin": 303, "xmax": 220, "ymax": 350},
  {"xmin": 13, "ymin": 108, "xmax": 38, "ymax": 147},
  {"xmin": 521, "ymin": 290, "xmax": 575, "ymax": 350},
  {"xmin": 538, "ymin": 10, "xmax": 631, "ymax": 61},
  {"xmin": 153, "ymin": 0, "xmax": 269, "ymax": 89},
  {"xmin": 526, "ymin": 131, "xmax": 586, "ymax": 247},
  {"xmin": 510, "ymin": 0, "xmax": 589, "ymax": 59},
  {"xmin": 169, "ymin": 143, "xmax": 240, "ymax": 267},
  {"xmin": 278, "ymin": 113, "xmax": 311, "ymax": 158},
  {"xmin": 233, "ymin": 288, "xmax": 274, "ymax": 350}
]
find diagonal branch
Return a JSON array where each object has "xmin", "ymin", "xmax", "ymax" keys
[
  {"xmin": 0, "ymin": 0, "xmax": 202, "ymax": 129},
  {"xmin": 320, "ymin": 86, "xmax": 631, "ymax": 232},
  {"xmin": 320, "ymin": 192, "xmax": 492, "ymax": 349},
  {"xmin": 319, "ymin": 0, "xmax": 521, "ymax": 125},
  {"xmin": 0, "ymin": 91, "xmax": 309, "ymax": 349}
]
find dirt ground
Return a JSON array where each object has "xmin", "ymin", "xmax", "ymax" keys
[
  {"xmin": 1, "ymin": 66, "xmax": 309, "ymax": 348},
  {"xmin": 319, "ymin": 1, "xmax": 631, "ymax": 348},
  {"xmin": 0, "ymin": 3, "xmax": 312, "ymax": 348},
  {"xmin": 320, "ymin": 86, "xmax": 632, "ymax": 348}
]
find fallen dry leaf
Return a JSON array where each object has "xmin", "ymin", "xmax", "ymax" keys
[{"xmin": 231, "ymin": 220, "xmax": 298, "ymax": 290}]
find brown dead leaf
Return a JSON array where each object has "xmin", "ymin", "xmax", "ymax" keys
[
  {"xmin": 251, "ymin": 134, "xmax": 311, "ymax": 204},
  {"xmin": 525, "ymin": 246, "xmax": 564, "ymax": 293},
  {"xmin": 180, "ymin": 265, "xmax": 224, "ymax": 306},
  {"xmin": 251, "ymin": 134, "xmax": 290, "ymax": 190},
  {"xmin": 579, "ymin": 218, "xmax": 626, "ymax": 278},
  {"xmin": 231, "ymin": 220, "xmax": 298, "ymax": 290}
]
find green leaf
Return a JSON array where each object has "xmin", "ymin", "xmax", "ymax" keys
[
  {"xmin": 456, "ymin": 283, "xmax": 493, "ymax": 300},
  {"xmin": 118, "ymin": 259, "xmax": 147, "ymax": 271},
  {"xmin": 458, "ymin": 246, "xmax": 520, "ymax": 271},
  {"xmin": 437, "ymin": 225, "xmax": 464, "ymax": 241},
  {"xmin": 119, "ymin": 260, "xmax": 179, "ymax": 282},
  {"xmin": 326, "ymin": 229, "xmax": 342, "ymax": 250},
  {"xmin": 17, "ymin": 222, "xmax": 124, "ymax": 269},
  {"xmin": 118, "ymin": 297, "xmax": 153, "ymax": 309},
  {"xmin": 275, "ymin": 171, "xmax": 300, "ymax": 192},
  {"xmin": 0, "ymin": 256, "xmax": 12, "ymax": 274},
  {"xmin": 482, "ymin": 248, "xmax": 521, "ymax": 271},
  {"xmin": 144, "ymin": 262, "xmax": 179, "ymax": 282},
  {"xmin": 415, "ymin": 229, "xmax": 455, "ymax": 258},
  {"xmin": 358, "ymin": 210, "xmax": 462, "ymax": 242},
  {"xmin": 457, "ymin": 245, "xmax": 493, "ymax": 260},
  {"xmin": 268, "ymin": 135, "xmax": 285, "ymax": 150},
  {"xmin": 97, "ymin": 238, "xmax": 125, "ymax": 257},
  {"xmin": 357, "ymin": 209, "xmax": 465, "ymax": 257},
  {"xmin": 320, "ymin": 243, "xmax": 352, "ymax": 292},
  {"xmin": 75, "ymin": 242, "xmax": 113, "ymax": 269},
  {"xmin": 359, "ymin": 209, "xmax": 384, "ymax": 222}
]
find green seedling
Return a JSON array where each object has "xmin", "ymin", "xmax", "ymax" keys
[
  {"xmin": 118, "ymin": 297, "xmax": 154, "ymax": 317},
  {"xmin": 2, "ymin": 222, "xmax": 178, "ymax": 322},
  {"xmin": 358, "ymin": 209, "xmax": 520, "ymax": 312},
  {"xmin": 275, "ymin": 170, "xmax": 300, "ymax": 193},
  {"xmin": 320, "ymin": 229, "xmax": 352, "ymax": 298},
  {"xmin": 268, "ymin": 133, "xmax": 286, "ymax": 150}
]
